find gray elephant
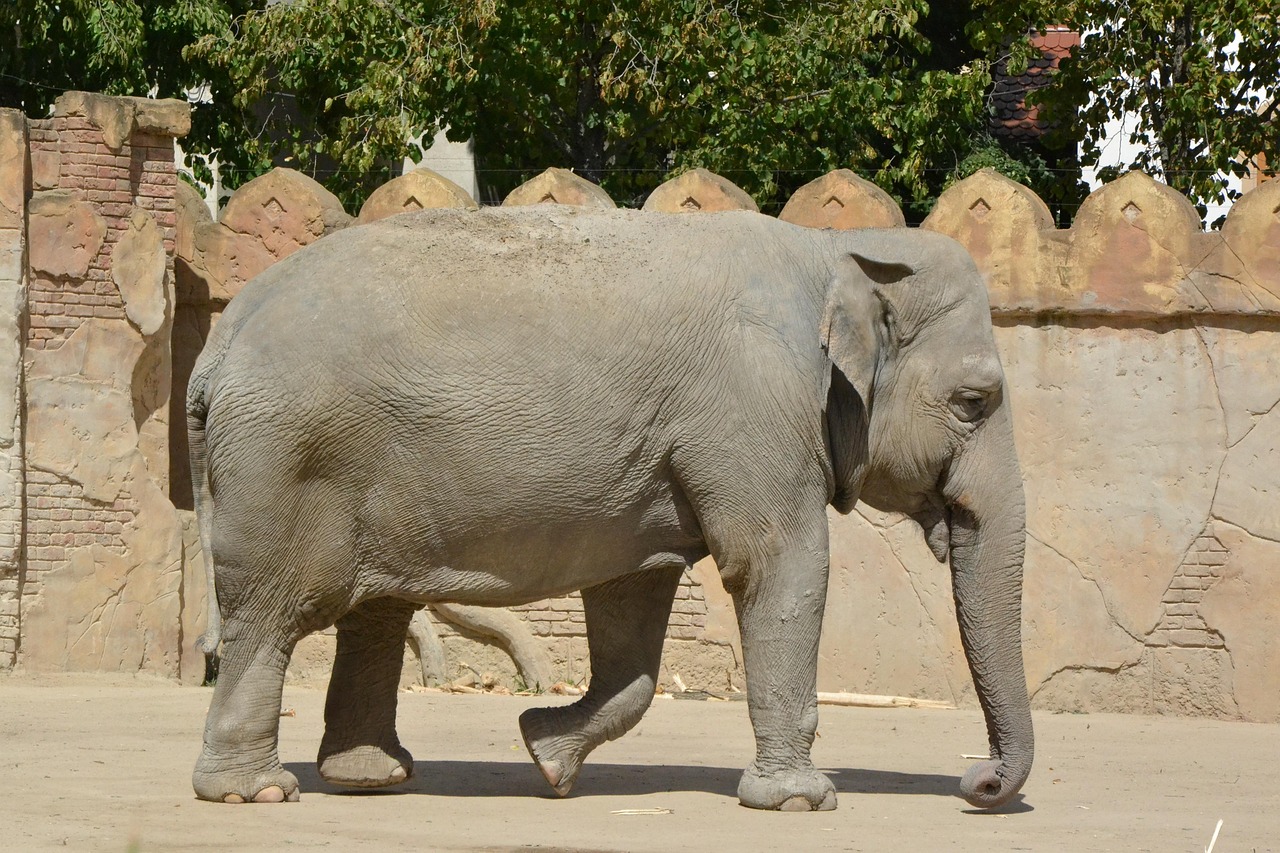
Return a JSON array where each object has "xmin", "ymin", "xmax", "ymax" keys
[{"xmin": 188, "ymin": 206, "xmax": 1032, "ymax": 812}]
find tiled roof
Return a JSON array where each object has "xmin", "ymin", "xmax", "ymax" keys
[{"xmin": 991, "ymin": 28, "xmax": 1080, "ymax": 141}]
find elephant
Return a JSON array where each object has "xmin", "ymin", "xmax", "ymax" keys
[{"xmin": 187, "ymin": 205, "xmax": 1032, "ymax": 812}]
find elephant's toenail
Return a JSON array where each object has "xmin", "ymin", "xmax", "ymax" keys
[
  {"xmin": 779, "ymin": 795, "xmax": 812, "ymax": 812},
  {"xmin": 223, "ymin": 793, "xmax": 245, "ymax": 804},
  {"xmin": 253, "ymin": 785, "xmax": 286, "ymax": 803},
  {"xmin": 390, "ymin": 766, "xmax": 407, "ymax": 782},
  {"xmin": 537, "ymin": 759, "xmax": 565, "ymax": 789}
]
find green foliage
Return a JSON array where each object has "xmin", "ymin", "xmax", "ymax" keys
[
  {"xmin": 4, "ymin": 1, "xmax": 1062, "ymax": 216},
  {"xmin": 974, "ymin": 0, "xmax": 1280, "ymax": 221},
  {"xmin": 945, "ymin": 134, "xmax": 1086, "ymax": 226},
  {"xmin": 191, "ymin": 0, "xmax": 1039, "ymax": 214},
  {"xmin": 0, "ymin": 1, "xmax": 270, "ymax": 182}
]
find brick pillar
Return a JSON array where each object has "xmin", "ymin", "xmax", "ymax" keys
[
  {"xmin": 20, "ymin": 92, "xmax": 192, "ymax": 674},
  {"xmin": 0, "ymin": 109, "xmax": 27, "ymax": 669}
]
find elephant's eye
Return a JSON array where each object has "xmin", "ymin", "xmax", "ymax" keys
[{"xmin": 949, "ymin": 389, "xmax": 990, "ymax": 423}]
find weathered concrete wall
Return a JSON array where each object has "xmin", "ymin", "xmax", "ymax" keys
[
  {"xmin": 0, "ymin": 109, "xmax": 28, "ymax": 668},
  {"xmin": 13, "ymin": 93, "xmax": 194, "ymax": 677},
  {"xmin": 165, "ymin": 163, "xmax": 1280, "ymax": 722},
  {"xmin": 911, "ymin": 170, "xmax": 1280, "ymax": 722},
  {"xmin": 6, "ymin": 101, "xmax": 1277, "ymax": 726}
]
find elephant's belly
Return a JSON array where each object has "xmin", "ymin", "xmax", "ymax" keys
[{"xmin": 355, "ymin": 485, "xmax": 707, "ymax": 605}]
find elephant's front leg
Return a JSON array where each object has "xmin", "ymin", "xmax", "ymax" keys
[
  {"xmin": 317, "ymin": 598, "xmax": 417, "ymax": 787},
  {"xmin": 520, "ymin": 566, "xmax": 683, "ymax": 796},
  {"xmin": 730, "ymin": 524, "xmax": 836, "ymax": 812}
]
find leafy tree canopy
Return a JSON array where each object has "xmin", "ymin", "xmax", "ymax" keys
[
  {"xmin": 974, "ymin": 0, "xmax": 1280, "ymax": 221},
  {"xmin": 3, "ymin": 1, "xmax": 1061, "ymax": 217},
  {"xmin": 190, "ymin": 0, "xmax": 1035, "ymax": 214},
  {"xmin": 0, "ymin": 1, "xmax": 266, "ymax": 179}
]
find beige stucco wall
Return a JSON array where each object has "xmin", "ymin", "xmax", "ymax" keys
[
  {"xmin": 818, "ymin": 318, "xmax": 1280, "ymax": 721},
  {"xmin": 7, "ymin": 113, "xmax": 1278, "ymax": 726},
  {"xmin": 163, "ymin": 165, "xmax": 1280, "ymax": 721}
]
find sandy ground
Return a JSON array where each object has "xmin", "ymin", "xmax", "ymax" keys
[{"xmin": 0, "ymin": 673, "xmax": 1276, "ymax": 852}]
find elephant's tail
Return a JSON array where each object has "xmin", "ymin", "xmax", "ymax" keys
[{"xmin": 187, "ymin": 354, "xmax": 221, "ymax": 659}]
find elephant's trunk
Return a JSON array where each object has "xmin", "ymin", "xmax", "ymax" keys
[{"xmin": 943, "ymin": 402, "xmax": 1033, "ymax": 809}]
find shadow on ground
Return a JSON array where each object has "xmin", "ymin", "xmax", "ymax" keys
[{"xmin": 284, "ymin": 760, "xmax": 990, "ymax": 804}]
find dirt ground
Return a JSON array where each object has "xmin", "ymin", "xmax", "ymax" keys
[{"xmin": 0, "ymin": 673, "xmax": 1276, "ymax": 852}]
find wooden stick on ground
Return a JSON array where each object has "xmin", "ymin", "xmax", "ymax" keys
[{"xmin": 817, "ymin": 692, "xmax": 955, "ymax": 710}]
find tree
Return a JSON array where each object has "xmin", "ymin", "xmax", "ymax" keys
[
  {"xmin": 192, "ymin": 0, "xmax": 1040, "ymax": 214},
  {"xmin": 973, "ymin": 0, "xmax": 1280, "ymax": 221},
  {"xmin": 0, "ymin": 1, "xmax": 269, "ymax": 185}
]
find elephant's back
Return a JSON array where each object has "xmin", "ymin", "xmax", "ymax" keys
[
  {"xmin": 198, "ymin": 205, "xmax": 822, "ymax": 471},
  {"xmin": 205, "ymin": 206, "xmax": 805, "ymax": 393}
]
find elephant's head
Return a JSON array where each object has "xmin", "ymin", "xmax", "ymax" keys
[{"xmin": 819, "ymin": 229, "xmax": 1032, "ymax": 810}]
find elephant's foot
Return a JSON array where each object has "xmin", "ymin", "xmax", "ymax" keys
[
  {"xmin": 519, "ymin": 705, "xmax": 591, "ymax": 797},
  {"xmin": 737, "ymin": 762, "xmax": 837, "ymax": 812},
  {"xmin": 193, "ymin": 755, "xmax": 301, "ymax": 804},
  {"xmin": 317, "ymin": 742, "xmax": 414, "ymax": 788}
]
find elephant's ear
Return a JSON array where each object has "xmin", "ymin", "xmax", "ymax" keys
[{"xmin": 820, "ymin": 252, "xmax": 912, "ymax": 406}]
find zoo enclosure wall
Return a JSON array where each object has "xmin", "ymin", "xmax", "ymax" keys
[{"xmin": 2, "ymin": 93, "xmax": 1278, "ymax": 724}]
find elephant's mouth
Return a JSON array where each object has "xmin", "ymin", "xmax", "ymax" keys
[{"xmin": 910, "ymin": 494, "xmax": 951, "ymax": 563}]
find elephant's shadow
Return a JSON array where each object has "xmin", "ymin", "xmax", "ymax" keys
[{"xmin": 283, "ymin": 760, "xmax": 1031, "ymax": 812}]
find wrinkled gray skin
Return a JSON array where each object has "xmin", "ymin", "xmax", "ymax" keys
[{"xmin": 188, "ymin": 207, "xmax": 1032, "ymax": 812}]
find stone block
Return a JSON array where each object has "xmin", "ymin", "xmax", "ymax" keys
[
  {"xmin": 1150, "ymin": 647, "xmax": 1238, "ymax": 717},
  {"xmin": 1066, "ymin": 171, "xmax": 1209, "ymax": 315},
  {"xmin": 780, "ymin": 169, "xmax": 905, "ymax": 229},
  {"xmin": 54, "ymin": 91, "xmax": 190, "ymax": 150},
  {"xmin": 21, "ymin": 480, "xmax": 183, "ymax": 675},
  {"xmin": 1220, "ymin": 178, "xmax": 1280, "ymax": 308},
  {"xmin": 189, "ymin": 224, "xmax": 277, "ymax": 304},
  {"xmin": 0, "ymin": 224, "xmax": 20, "ymax": 294},
  {"xmin": 0, "ymin": 110, "xmax": 25, "ymax": 225},
  {"xmin": 1030, "ymin": 654, "xmax": 1153, "ymax": 714},
  {"xmin": 218, "ymin": 168, "xmax": 351, "ymax": 262},
  {"xmin": 922, "ymin": 168, "xmax": 1055, "ymax": 311},
  {"xmin": 174, "ymin": 180, "xmax": 212, "ymax": 272},
  {"xmin": 1022, "ymin": 532, "xmax": 1144, "ymax": 699},
  {"xmin": 26, "ymin": 319, "xmax": 146, "ymax": 503},
  {"xmin": 0, "ymin": 281, "xmax": 23, "ymax": 448},
  {"xmin": 28, "ymin": 190, "xmax": 108, "ymax": 279},
  {"xmin": 1212, "ymin": 388, "xmax": 1280, "ymax": 543},
  {"xmin": 642, "ymin": 168, "xmax": 757, "ymax": 213},
  {"xmin": 112, "ymin": 208, "xmax": 168, "ymax": 335},
  {"xmin": 358, "ymin": 168, "xmax": 478, "ymax": 223},
  {"xmin": 29, "ymin": 148, "xmax": 60, "ymax": 191},
  {"xmin": 502, "ymin": 167, "xmax": 615, "ymax": 209}
]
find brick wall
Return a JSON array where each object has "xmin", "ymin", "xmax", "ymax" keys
[
  {"xmin": 21, "ymin": 113, "xmax": 178, "ymax": 603},
  {"xmin": 503, "ymin": 572, "xmax": 709, "ymax": 641},
  {"xmin": 0, "ymin": 109, "xmax": 27, "ymax": 667},
  {"xmin": 1151, "ymin": 525, "xmax": 1229, "ymax": 649},
  {"xmin": 3, "ymin": 96, "xmax": 1277, "ymax": 719}
]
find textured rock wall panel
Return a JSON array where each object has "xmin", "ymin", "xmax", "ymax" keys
[
  {"xmin": 813, "ymin": 320, "xmax": 1280, "ymax": 722},
  {"xmin": 171, "ymin": 164, "xmax": 1280, "ymax": 720},
  {"xmin": 17, "ymin": 94, "xmax": 191, "ymax": 676},
  {"xmin": 0, "ymin": 109, "xmax": 27, "ymax": 668}
]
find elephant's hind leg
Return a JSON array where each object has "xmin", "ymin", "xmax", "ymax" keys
[
  {"xmin": 193, "ymin": 613, "xmax": 305, "ymax": 803},
  {"xmin": 317, "ymin": 598, "xmax": 417, "ymax": 788},
  {"xmin": 520, "ymin": 566, "xmax": 682, "ymax": 796}
]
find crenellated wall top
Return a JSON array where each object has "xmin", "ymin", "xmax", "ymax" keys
[{"xmin": 191, "ymin": 162, "xmax": 1280, "ymax": 319}]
